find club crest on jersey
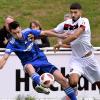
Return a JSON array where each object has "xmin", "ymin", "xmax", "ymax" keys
[
  {"xmin": 25, "ymin": 41, "xmax": 28, "ymax": 44},
  {"xmin": 10, "ymin": 38, "xmax": 15, "ymax": 44}
]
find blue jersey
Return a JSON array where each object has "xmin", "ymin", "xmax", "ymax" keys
[{"xmin": 5, "ymin": 28, "xmax": 46, "ymax": 65}]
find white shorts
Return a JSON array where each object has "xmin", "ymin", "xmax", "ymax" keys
[{"xmin": 68, "ymin": 54, "xmax": 100, "ymax": 84}]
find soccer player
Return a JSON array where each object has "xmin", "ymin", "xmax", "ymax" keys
[
  {"xmin": 0, "ymin": 21, "xmax": 77, "ymax": 100},
  {"xmin": 54, "ymin": 2, "xmax": 100, "ymax": 95}
]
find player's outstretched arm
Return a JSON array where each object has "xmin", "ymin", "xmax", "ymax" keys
[
  {"xmin": 41, "ymin": 30, "xmax": 66, "ymax": 39},
  {"xmin": 62, "ymin": 27, "xmax": 84, "ymax": 44},
  {"xmin": 0, "ymin": 53, "xmax": 10, "ymax": 69}
]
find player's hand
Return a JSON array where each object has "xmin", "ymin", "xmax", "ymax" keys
[
  {"xmin": 28, "ymin": 34, "xmax": 35, "ymax": 41},
  {"xmin": 53, "ymin": 44, "xmax": 61, "ymax": 52},
  {"xmin": 57, "ymin": 32, "xmax": 68, "ymax": 39}
]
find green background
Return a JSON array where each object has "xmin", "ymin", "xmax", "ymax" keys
[{"xmin": 0, "ymin": 0, "xmax": 100, "ymax": 46}]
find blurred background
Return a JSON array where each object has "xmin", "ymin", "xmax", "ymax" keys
[{"xmin": 0, "ymin": 0, "xmax": 100, "ymax": 46}]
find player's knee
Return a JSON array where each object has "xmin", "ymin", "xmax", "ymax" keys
[
  {"xmin": 24, "ymin": 64, "xmax": 35, "ymax": 76},
  {"xmin": 69, "ymin": 74, "xmax": 79, "ymax": 87},
  {"xmin": 69, "ymin": 79, "xmax": 78, "ymax": 88}
]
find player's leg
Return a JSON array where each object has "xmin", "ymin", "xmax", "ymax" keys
[
  {"xmin": 84, "ymin": 65, "xmax": 100, "ymax": 93},
  {"xmin": 40, "ymin": 60, "xmax": 77, "ymax": 100},
  {"xmin": 83, "ymin": 55, "xmax": 100, "ymax": 93},
  {"xmin": 69, "ymin": 73, "xmax": 80, "ymax": 87},
  {"xmin": 32, "ymin": 69, "xmax": 58, "ymax": 91},
  {"xmin": 53, "ymin": 69, "xmax": 77, "ymax": 100},
  {"xmin": 69, "ymin": 73, "xmax": 80, "ymax": 95},
  {"xmin": 24, "ymin": 64, "xmax": 40, "ymax": 85},
  {"xmin": 24, "ymin": 64, "xmax": 50, "ymax": 94},
  {"xmin": 68, "ymin": 57, "xmax": 84, "ymax": 96}
]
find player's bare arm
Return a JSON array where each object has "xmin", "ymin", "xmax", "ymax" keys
[
  {"xmin": 0, "ymin": 53, "xmax": 10, "ymax": 69},
  {"xmin": 28, "ymin": 34, "xmax": 35, "ymax": 42},
  {"xmin": 62, "ymin": 27, "xmax": 84, "ymax": 44},
  {"xmin": 53, "ymin": 43, "xmax": 71, "ymax": 52},
  {"xmin": 40, "ymin": 30, "xmax": 66, "ymax": 39},
  {"xmin": 54, "ymin": 38, "xmax": 71, "ymax": 52},
  {"xmin": 53, "ymin": 27, "xmax": 84, "ymax": 51}
]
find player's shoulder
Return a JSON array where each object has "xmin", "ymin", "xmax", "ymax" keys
[
  {"xmin": 64, "ymin": 18, "xmax": 72, "ymax": 23},
  {"xmin": 55, "ymin": 19, "xmax": 72, "ymax": 28},
  {"xmin": 22, "ymin": 28, "xmax": 31, "ymax": 34},
  {"xmin": 6, "ymin": 38, "xmax": 15, "ymax": 51},
  {"xmin": 81, "ymin": 17, "xmax": 89, "ymax": 23},
  {"xmin": 59, "ymin": 19, "xmax": 72, "ymax": 24},
  {"xmin": 21, "ymin": 28, "xmax": 32, "ymax": 39},
  {"xmin": 78, "ymin": 17, "xmax": 90, "ymax": 26}
]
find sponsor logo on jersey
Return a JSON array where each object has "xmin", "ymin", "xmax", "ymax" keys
[
  {"xmin": 64, "ymin": 24, "xmax": 78, "ymax": 30},
  {"xmin": 23, "ymin": 42, "xmax": 34, "ymax": 51}
]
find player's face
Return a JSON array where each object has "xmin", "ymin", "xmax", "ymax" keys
[
  {"xmin": 10, "ymin": 27, "xmax": 22, "ymax": 39},
  {"xmin": 31, "ymin": 23, "xmax": 39, "ymax": 30},
  {"xmin": 70, "ymin": 9, "xmax": 82, "ymax": 22}
]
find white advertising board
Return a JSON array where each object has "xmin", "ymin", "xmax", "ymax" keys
[{"xmin": 0, "ymin": 48, "xmax": 100, "ymax": 99}]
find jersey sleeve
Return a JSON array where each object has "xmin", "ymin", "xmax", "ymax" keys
[
  {"xmin": 22, "ymin": 28, "xmax": 41, "ymax": 39},
  {"xmin": 53, "ymin": 21, "xmax": 65, "ymax": 33},
  {"xmin": 5, "ymin": 42, "xmax": 14, "ymax": 55},
  {"xmin": 79, "ymin": 18, "xmax": 90, "ymax": 31}
]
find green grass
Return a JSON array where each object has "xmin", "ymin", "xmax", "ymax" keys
[
  {"xmin": 16, "ymin": 95, "xmax": 35, "ymax": 100},
  {"xmin": 0, "ymin": 0, "xmax": 100, "ymax": 46}
]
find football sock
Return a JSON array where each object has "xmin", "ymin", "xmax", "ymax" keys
[
  {"xmin": 64, "ymin": 87, "xmax": 77, "ymax": 100},
  {"xmin": 74, "ymin": 87, "xmax": 78, "ymax": 95},
  {"xmin": 31, "ymin": 73, "xmax": 40, "ymax": 85}
]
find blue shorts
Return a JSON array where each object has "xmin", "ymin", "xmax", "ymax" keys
[{"xmin": 24, "ymin": 56, "xmax": 58, "ymax": 74}]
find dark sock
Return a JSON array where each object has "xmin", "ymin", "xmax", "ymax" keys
[
  {"xmin": 31, "ymin": 73, "xmax": 40, "ymax": 85},
  {"xmin": 64, "ymin": 87, "xmax": 77, "ymax": 100}
]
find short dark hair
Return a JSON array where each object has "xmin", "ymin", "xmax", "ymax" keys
[
  {"xmin": 70, "ymin": 3, "xmax": 82, "ymax": 10},
  {"xmin": 9, "ymin": 21, "xmax": 20, "ymax": 31}
]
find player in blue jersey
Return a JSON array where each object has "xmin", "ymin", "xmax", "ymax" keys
[{"xmin": 0, "ymin": 21, "xmax": 77, "ymax": 100}]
